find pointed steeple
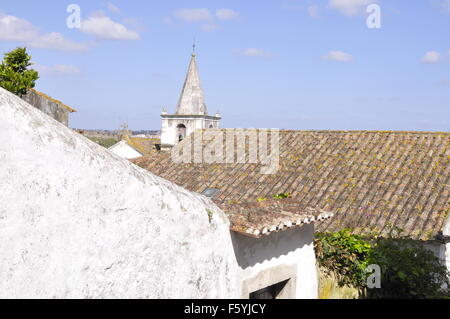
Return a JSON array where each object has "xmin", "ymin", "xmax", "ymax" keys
[{"xmin": 175, "ymin": 50, "xmax": 208, "ymax": 115}]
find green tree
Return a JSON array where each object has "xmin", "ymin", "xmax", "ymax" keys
[{"xmin": 0, "ymin": 47, "xmax": 39, "ymax": 96}]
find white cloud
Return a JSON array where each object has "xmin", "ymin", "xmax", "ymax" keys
[
  {"xmin": 162, "ymin": 16, "xmax": 175, "ymax": 26},
  {"xmin": 234, "ymin": 48, "xmax": 274, "ymax": 58},
  {"xmin": 0, "ymin": 13, "xmax": 36, "ymax": 42},
  {"xmin": 444, "ymin": 0, "xmax": 450, "ymax": 12},
  {"xmin": 34, "ymin": 64, "xmax": 81, "ymax": 76},
  {"xmin": 281, "ymin": 1, "xmax": 304, "ymax": 10},
  {"xmin": 80, "ymin": 12, "xmax": 139, "ymax": 41},
  {"xmin": 122, "ymin": 17, "xmax": 148, "ymax": 32},
  {"xmin": 421, "ymin": 51, "xmax": 441, "ymax": 64},
  {"xmin": 174, "ymin": 8, "xmax": 213, "ymax": 23},
  {"xmin": 0, "ymin": 13, "xmax": 90, "ymax": 52},
  {"xmin": 323, "ymin": 50, "xmax": 354, "ymax": 62},
  {"xmin": 200, "ymin": 24, "xmax": 222, "ymax": 32},
  {"xmin": 171, "ymin": 8, "xmax": 239, "ymax": 32},
  {"xmin": 215, "ymin": 9, "xmax": 239, "ymax": 21},
  {"xmin": 308, "ymin": 5, "xmax": 321, "ymax": 18},
  {"xmin": 29, "ymin": 32, "xmax": 92, "ymax": 52},
  {"xmin": 106, "ymin": 2, "xmax": 120, "ymax": 14},
  {"xmin": 328, "ymin": 0, "xmax": 377, "ymax": 17}
]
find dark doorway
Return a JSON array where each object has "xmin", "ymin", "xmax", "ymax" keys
[
  {"xmin": 249, "ymin": 280, "xmax": 290, "ymax": 299},
  {"xmin": 177, "ymin": 124, "xmax": 186, "ymax": 142}
]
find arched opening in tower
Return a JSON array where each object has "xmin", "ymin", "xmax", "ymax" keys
[{"xmin": 177, "ymin": 124, "xmax": 187, "ymax": 142}]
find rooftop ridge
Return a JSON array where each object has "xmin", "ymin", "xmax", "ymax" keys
[{"xmin": 194, "ymin": 128, "xmax": 450, "ymax": 135}]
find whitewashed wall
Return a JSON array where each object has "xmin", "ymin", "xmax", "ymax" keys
[
  {"xmin": 443, "ymin": 216, "xmax": 450, "ymax": 273},
  {"xmin": 425, "ymin": 215, "xmax": 450, "ymax": 275},
  {"xmin": 231, "ymin": 224, "xmax": 318, "ymax": 299},
  {"xmin": 0, "ymin": 87, "xmax": 239, "ymax": 299}
]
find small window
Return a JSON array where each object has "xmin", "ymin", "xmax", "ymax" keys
[
  {"xmin": 201, "ymin": 188, "xmax": 220, "ymax": 199},
  {"xmin": 249, "ymin": 280, "xmax": 290, "ymax": 300}
]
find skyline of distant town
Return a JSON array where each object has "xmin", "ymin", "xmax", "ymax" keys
[{"xmin": 1, "ymin": 0, "xmax": 450, "ymax": 131}]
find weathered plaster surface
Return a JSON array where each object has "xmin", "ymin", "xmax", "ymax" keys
[
  {"xmin": 22, "ymin": 90, "xmax": 70, "ymax": 126},
  {"xmin": 0, "ymin": 87, "xmax": 239, "ymax": 299},
  {"xmin": 231, "ymin": 224, "xmax": 318, "ymax": 299},
  {"xmin": 443, "ymin": 216, "xmax": 450, "ymax": 273},
  {"xmin": 426, "ymin": 216, "xmax": 450, "ymax": 274}
]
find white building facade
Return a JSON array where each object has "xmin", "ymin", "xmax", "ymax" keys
[{"xmin": 232, "ymin": 224, "xmax": 319, "ymax": 299}]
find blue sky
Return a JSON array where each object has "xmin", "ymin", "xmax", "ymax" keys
[{"xmin": 1, "ymin": 0, "xmax": 450, "ymax": 131}]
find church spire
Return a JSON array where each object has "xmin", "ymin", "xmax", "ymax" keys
[{"xmin": 175, "ymin": 47, "xmax": 207, "ymax": 116}]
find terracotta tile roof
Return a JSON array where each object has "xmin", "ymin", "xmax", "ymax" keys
[
  {"xmin": 125, "ymin": 137, "xmax": 160, "ymax": 156},
  {"xmin": 217, "ymin": 199, "xmax": 333, "ymax": 238},
  {"xmin": 30, "ymin": 89, "xmax": 76, "ymax": 113},
  {"xmin": 133, "ymin": 130, "xmax": 450, "ymax": 240}
]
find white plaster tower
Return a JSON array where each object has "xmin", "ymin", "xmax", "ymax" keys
[{"xmin": 160, "ymin": 46, "xmax": 221, "ymax": 149}]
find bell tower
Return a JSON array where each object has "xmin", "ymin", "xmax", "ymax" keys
[{"xmin": 160, "ymin": 46, "xmax": 221, "ymax": 150}]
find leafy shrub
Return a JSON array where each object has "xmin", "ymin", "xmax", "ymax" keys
[
  {"xmin": 316, "ymin": 230, "xmax": 450, "ymax": 299},
  {"xmin": 367, "ymin": 237, "xmax": 450, "ymax": 299},
  {"xmin": 315, "ymin": 230, "xmax": 372, "ymax": 290}
]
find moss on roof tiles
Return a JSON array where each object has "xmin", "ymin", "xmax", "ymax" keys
[
  {"xmin": 125, "ymin": 137, "xmax": 160, "ymax": 155},
  {"xmin": 132, "ymin": 130, "xmax": 450, "ymax": 240}
]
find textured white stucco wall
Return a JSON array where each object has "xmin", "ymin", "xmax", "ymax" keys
[
  {"xmin": 443, "ymin": 216, "xmax": 450, "ymax": 273},
  {"xmin": 426, "ymin": 217, "xmax": 450, "ymax": 274},
  {"xmin": 108, "ymin": 141, "xmax": 143, "ymax": 159},
  {"xmin": 232, "ymin": 224, "xmax": 318, "ymax": 299},
  {"xmin": 0, "ymin": 87, "xmax": 239, "ymax": 299}
]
